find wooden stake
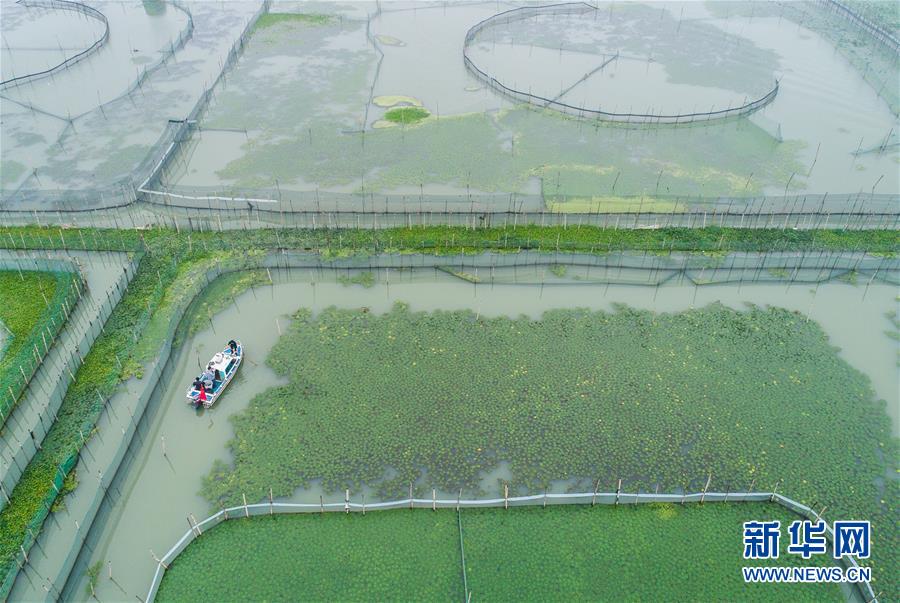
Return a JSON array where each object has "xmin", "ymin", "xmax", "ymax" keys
[
  {"xmin": 149, "ymin": 549, "xmax": 168, "ymax": 569},
  {"xmin": 700, "ymin": 474, "xmax": 711, "ymax": 504}
]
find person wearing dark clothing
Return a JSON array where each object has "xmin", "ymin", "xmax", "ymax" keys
[{"xmin": 228, "ymin": 340, "xmax": 238, "ymax": 354}]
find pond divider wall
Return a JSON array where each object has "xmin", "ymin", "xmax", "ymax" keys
[
  {"xmin": 0, "ymin": 0, "xmax": 110, "ymax": 89},
  {"xmin": 51, "ymin": 250, "xmax": 898, "ymax": 601},
  {"xmin": 142, "ymin": 492, "xmax": 876, "ymax": 603},
  {"xmin": 0, "ymin": 256, "xmax": 91, "ymax": 503},
  {"xmin": 462, "ymin": 2, "xmax": 779, "ymax": 124}
]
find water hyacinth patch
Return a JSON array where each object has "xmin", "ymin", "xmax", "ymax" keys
[
  {"xmin": 202, "ymin": 301, "xmax": 897, "ymax": 591},
  {"xmin": 462, "ymin": 503, "xmax": 841, "ymax": 602},
  {"xmin": 156, "ymin": 511, "xmax": 463, "ymax": 602},
  {"xmin": 156, "ymin": 503, "xmax": 842, "ymax": 602}
]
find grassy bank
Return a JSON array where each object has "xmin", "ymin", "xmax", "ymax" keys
[
  {"xmin": 0, "ymin": 269, "xmax": 82, "ymax": 428},
  {"xmin": 1, "ymin": 225, "xmax": 898, "ymax": 256},
  {"xmin": 155, "ymin": 503, "xmax": 841, "ymax": 602}
]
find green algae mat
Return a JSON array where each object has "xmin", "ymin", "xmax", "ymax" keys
[
  {"xmin": 156, "ymin": 503, "xmax": 842, "ymax": 602},
  {"xmin": 202, "ymin": 302, "xmax": 897, "ymax": 592}
]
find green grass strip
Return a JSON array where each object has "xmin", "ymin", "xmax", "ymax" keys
[
  {"xmin": 155, "ymin": 504, "xmax": 842, "ymax": 602},
  {"xmin": 0, "ymin": 226, "xmax": 897, "ymax": 256}
]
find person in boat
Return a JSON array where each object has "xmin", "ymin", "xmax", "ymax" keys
[
  {"xmin": 201, "ymin": 367, "xmax": 214, "ymax": 390},
  {"xmin": 228, "ymin": 340, "xmax": 238, "ymax": 355},
  {"xmin": 192, "ymin": 377, "xmax": 206, "ymax": 407}
]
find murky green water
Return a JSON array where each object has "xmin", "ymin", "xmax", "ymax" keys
[
  {"xmin": 159, "ymin": 0, "xmax": 897, "ymax": 201},
  {"xmin": 64, "ymin": 269, "xmax": 897, "ymax": 602}
]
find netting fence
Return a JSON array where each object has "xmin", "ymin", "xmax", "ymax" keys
[
  {"xmin": 259, "ymin": 249, "xmax": 900, "ymax": 288},
  {"xmin": 0, "ymin": 256, "xmax": 136, "ymax": 601},
  {"xmin": 462, "ymin": 2, "xmax": 779, "ymax": 125},
  {"xmin": 142, "ymin": 490, "xmax": 877, "ymax": 603},
  {"xmin": 3, "ymin": 192, "xmax": 897, "ymax": 230},
  {"xmin": 0, "ymin": 258, "xmax": 84, "ymax": 432},
  {"xmin": 0, "ymin": 253, "xmax": 131, "ymax": 508},
  {"xmin": 0, "ymin": 0, "xmax": 109, "ymax": 89}
]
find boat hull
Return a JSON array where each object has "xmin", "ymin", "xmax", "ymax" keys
[{"xmin": 186, "ymin": 341, "xmax": 242, "ymax": 408}]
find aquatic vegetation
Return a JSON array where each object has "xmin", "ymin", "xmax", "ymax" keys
[
  {"xmin": 463, "ymin": 503, "xmax": 840, "ymax": 601},
  {"xmin": 0, "ymin": 270, "xmax": 82, "ymax": 427},
  {"xmin": 201, "ymin": 301, "xmax": 896, "ymax": 586},
  {"xmin": 546, "ymin": 195, "xmax": 687, "ymax": 214},
  {"xmin": 157, "ymin": 511, "xmax": 463, "ymax": 602},
  {"xmin": 548, "ymin": 264, "xmax": 567, "ymax": 278},
  {"xmin": 337, "ymin": 271, "xmax": 375, "ymax": 288},
  {"xmin": 373, "ymin": 95, "xmax": 421, "ymax": 108},
  {"xmin": 83, "ymin": 560, "xmax": 102, "ymax": 597},
  {"xmin": 216, "ymin": 107, "xmax": 804, "ymax": 199},
  {"xmin": 436, "ymin": 266, "xmax": 480, "ymax": 283},
  {"xmin": 252, "ymin": 13, "xmax": 332, "ymax": 32},
  {"xmin": 383, "ymin": 107, "xmax": 430, "ymax": 125},
  {"xmin": 0, "ymin": 225, "xmax": 896, "ymax": 596},
  {"xmin": 375, "ymin": 34, "xmax": 406, "ymax": 47},
  {"xmin": 156, "ymin": 503, "xmax": 841, "ymax": 602}
]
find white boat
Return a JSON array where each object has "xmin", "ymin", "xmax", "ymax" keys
[{"xmin": 186, "ymin": 340, "xmax": 242, "ymax": 408}]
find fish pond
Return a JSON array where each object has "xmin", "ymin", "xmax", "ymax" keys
[
  {"xmin": 163, "ymin": 1, "xmax": 898, "ymax": 207},
  {"xmin": 65, "ymin": 267, "xmax": 898, "ymax": 601}
]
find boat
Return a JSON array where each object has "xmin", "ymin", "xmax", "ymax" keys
[{"xmin": 186, "ymin": 340, "xmax": 242, "ymax": 408}]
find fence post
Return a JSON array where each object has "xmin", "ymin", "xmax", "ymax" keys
[
  {"xmin": 615, "ymin": 479, "xmax": 621, "ymax": 505},
  {"xmin": 504, "ymin": 483, "xmax": 509, "ymax": 509},
  {"xmin": 700, "ymin": 474, "xmax": 711, "ymax": 504},
  {"xmin": 270, "ymin": 487, "xmax": 275, "ymax": 515},
  {"xmin": 814, "ymin": 505, "xmax": 827, "ymax": 522},
  {"xmin": 150, "ymin": 549, "xmax": 168, "ymax": 570},
  {"xmin": 591, "ymin": 479, "xmax": 600, "ymax": 506},
  {"xmin": 409, "ymin": 483, "xmax": 414, "ymax": 509},
  {"xmin": 345, "ymin": 489, "xmax": 350, "ymax": 514},
  {"xmin": 770, "ymin": 480, "xmax": 781, "ymax": 503},
  {"xmin": 243, "ymin": 493, "xmax": 249, "ymax": 517}
]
